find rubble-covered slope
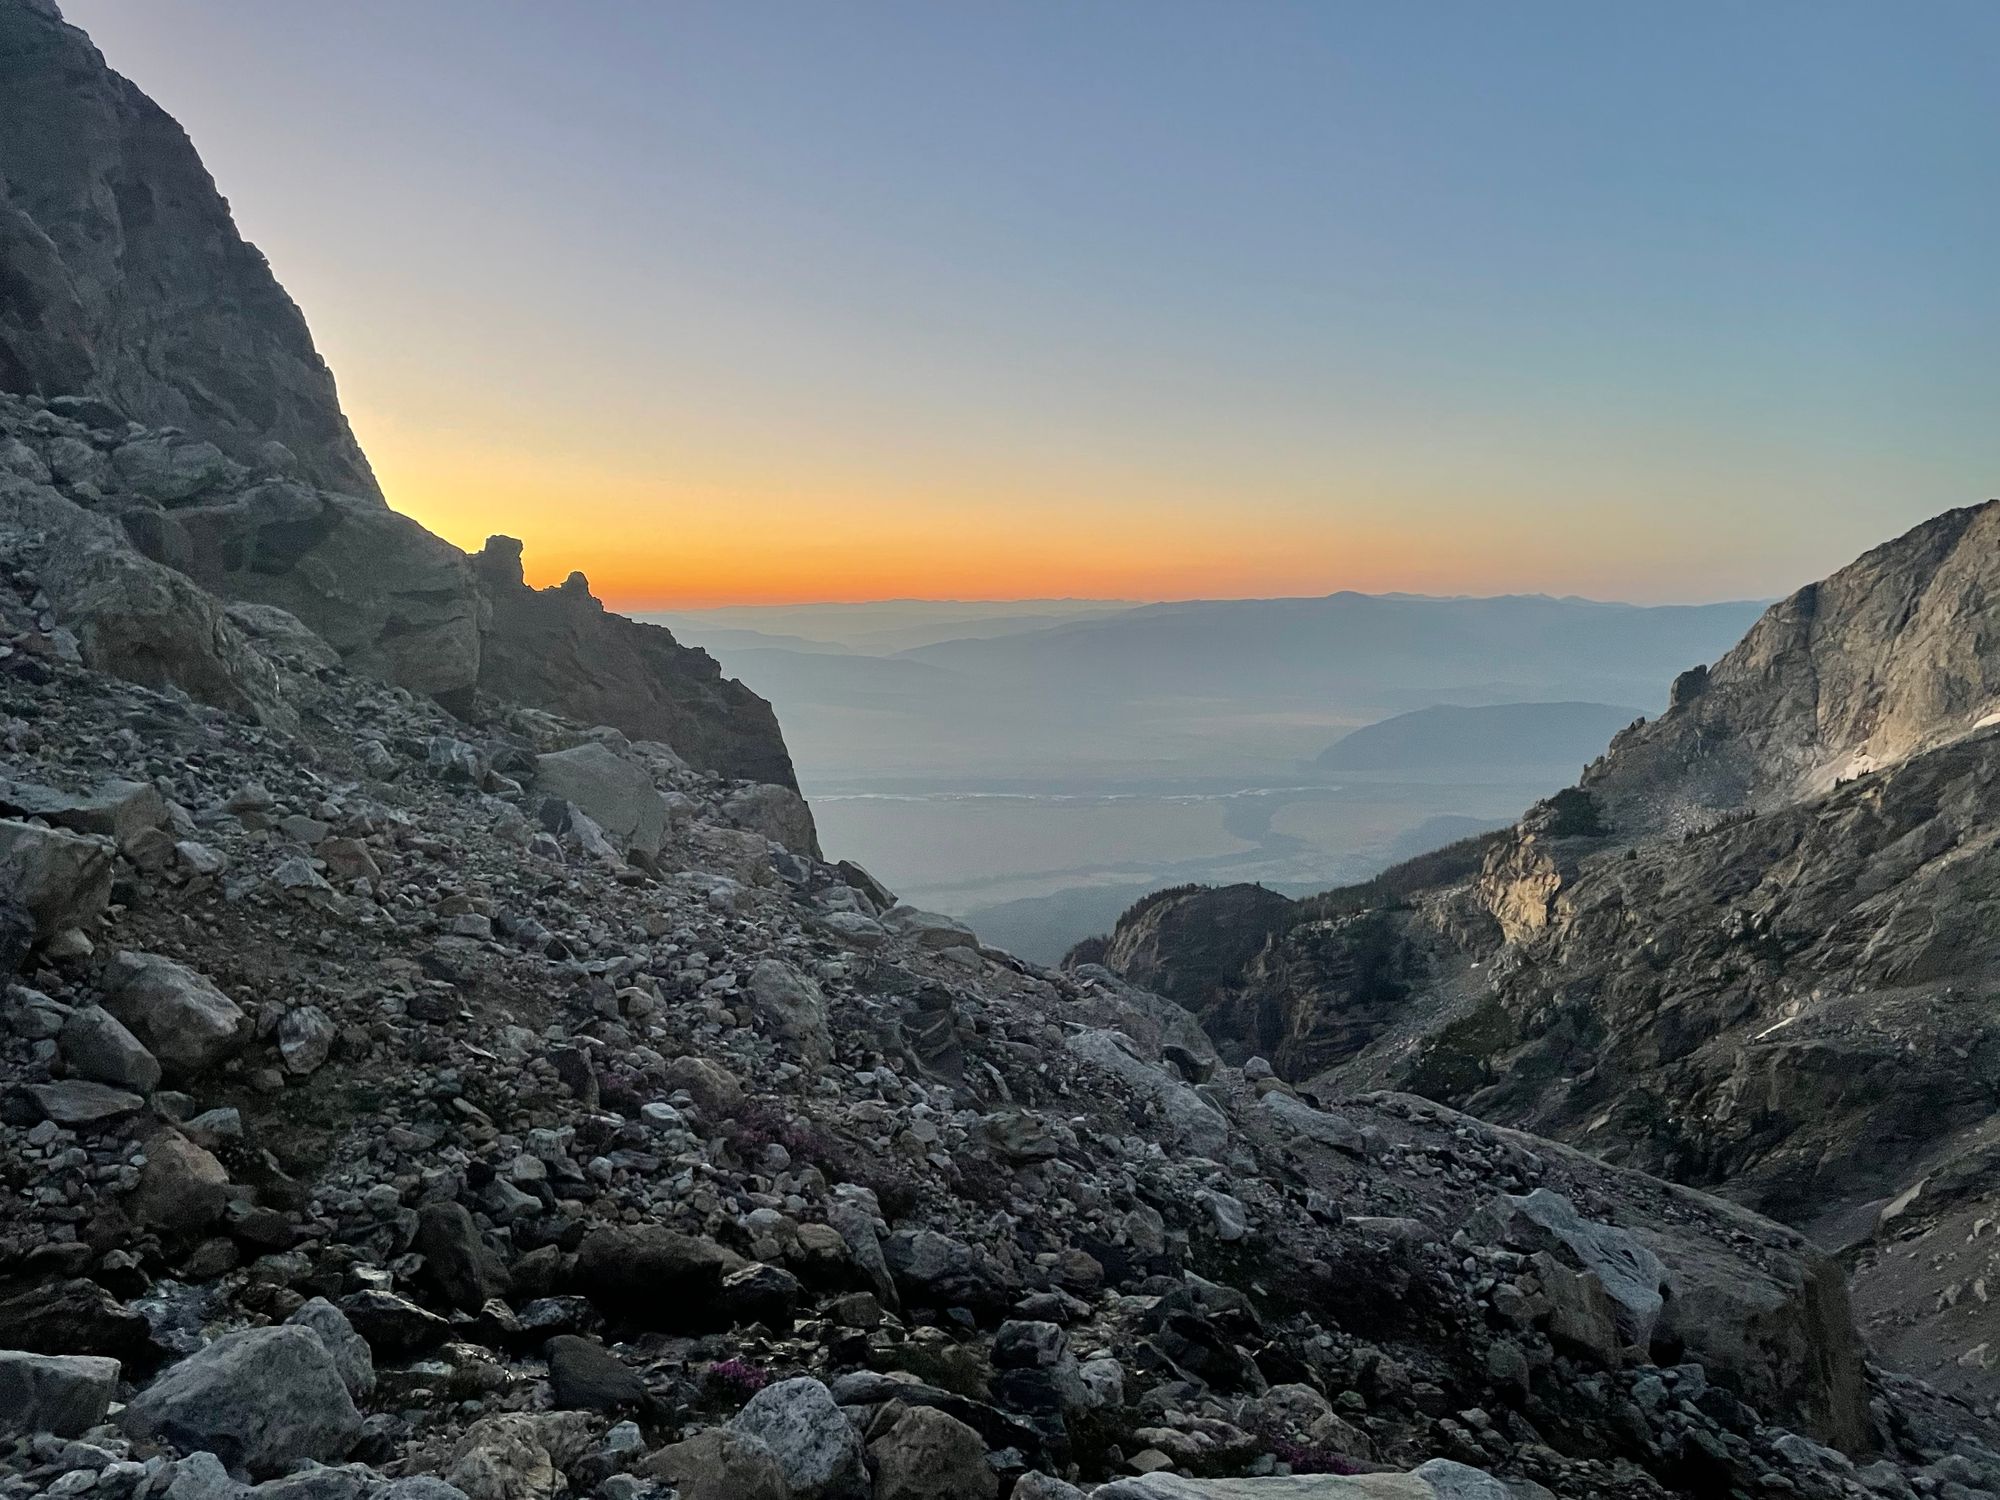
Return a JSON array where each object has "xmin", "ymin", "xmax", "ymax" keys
[
  {"xmin": 0, "ymin": 386, "xmax": 801, "ymax": 791},
  {"xmin": 0, "ymin": 491, "xmax": 1995, "ymax": 1498}
]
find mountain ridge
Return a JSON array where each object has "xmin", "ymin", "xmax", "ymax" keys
[{"xmin": 1085, "ymin": 498, "xmax": 2000, "ymax": 1403}]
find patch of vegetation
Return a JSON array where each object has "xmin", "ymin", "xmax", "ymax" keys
[
  {"xmin": 1113, "ymin": 882, "xmax": 1210, "ymax": 927},
  {"xmin": 1293, "ymin": 828, "xmax": 1509, "ymax": 921},
  {"xmin": 1402, "ymin": 997, "xmax": 1518, "ymax": 1101},
  {"xmin": 1542, "ymin": 785, "xmax": 1606, "ymax": 837}
]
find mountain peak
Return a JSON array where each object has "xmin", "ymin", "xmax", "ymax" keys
[{"xmin": 1583, "ymin": 498, "xmax": 2000, "ymax": 832}]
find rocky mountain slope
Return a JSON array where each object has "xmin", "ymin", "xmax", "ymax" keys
[
  {"xmin": 1086, "ymin": 502, "xmax": 2000, "ymax": 1410},
  {"xmin": 0, "ymin": 0, "xmax": 378, "ymax": 500},
  {"xmin": 0, "ymin": 0, "xmax": 797, "ymax": 792},
  {"xmin": 0, "ymin": 3, "xmax": 1995, "ymax": 1496},
  {"xmin": 0, "ymin": 444, "xmax": 1996, "ymax": 1499}
]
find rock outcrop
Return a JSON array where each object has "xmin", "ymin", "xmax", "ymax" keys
[
  {"xmin": 0, "ymin": 3, "xmax": 803, "ymax": 789},
  {"xmin": 1578, "ymin": 500, "xmax": 2000, "ymax": 831},
  {"xmin": 472, "ymin": 537, "xmax": 800, "ymax": 790}
]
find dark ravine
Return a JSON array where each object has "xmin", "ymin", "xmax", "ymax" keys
[{"xmin": 1086, "ymin": 500, "xmax": 2000, "ymax": 1407}]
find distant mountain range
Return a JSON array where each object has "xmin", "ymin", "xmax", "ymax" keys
[
  {"xmin": 899, "ymin": 592, "xmax": 1766, "ymax": 713},
  {"xmin": 659, "ymin": 592, "xmax": 1766, "ymax": 785}
]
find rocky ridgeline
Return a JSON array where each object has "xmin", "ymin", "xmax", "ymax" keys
[
  {"xmin": 0, "ymin": 390, "xmax": 797, "ymax": 794},
  {"xmin": 0, "ymin": 448, "xmax": 1994, "ymax": 1500}
]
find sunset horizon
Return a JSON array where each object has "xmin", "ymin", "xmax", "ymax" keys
[{"xmin": 59, "ymin": 0, "xmax": 1997, "ymax": 612}]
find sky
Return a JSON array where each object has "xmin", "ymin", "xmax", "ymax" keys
[{"xmin": 62, "ymin": 0, "xmax": 2000, "ymax": 609}]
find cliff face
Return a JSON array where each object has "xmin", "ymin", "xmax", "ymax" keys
[
  {"xmin": 471, "ymin": 537, "xmax": 800, "ymax": 791},
  {"xmin": 0, "ymin": 0, "xmax": 380, "ymax": 498},
  {"xmin": 1579, "ymin": 501, "xmax": 2000, "ymax": 833},
  {"xmin": 0, "ymin": 0, "xmax": 804, "ymax": 791}
]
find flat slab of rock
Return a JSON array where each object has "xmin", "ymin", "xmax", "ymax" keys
[
  {"xmin": 534, "ymin": 743, "xmax": 668, "ymax": 859},
  {"xmin": 120, "ymin": 1324, "xmax": 361, "ymax": 1476},
  {"xmin": 101, "ymin": 951, "xmax": 247, "ymax": 1079},
  {"xmin": 0, "ymin": 1350, "xmax": 119, "ymax": 1437},
  {"xmin": 27, "ymin": 1080, "xmax": 143, "ymax": 1126}
]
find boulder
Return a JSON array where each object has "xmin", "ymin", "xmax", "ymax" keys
[
  {"xmin": 0, "ymin": 820, "xmax": 112, "ymax": 941},
  {"xmin": 414, "ymin": 1200, "xmax": 510, "ymax": 1311},
  {"xmin": 101, "ymin": 952, "xmax": 246, "ymax": 1078},
  {"xmin": 336, "ymin": 1289, "xmax": 450, "ymax": 1358},
  {"xmin": 545, "ymin": 1335, "xmax": 643, "ymax": 1411},
  {"xmin": 120, "ymin": 1325, "xmax": 362, "ymax": 1476},
  {"xmin": 26, "ymin": 1080, "xmax": 142, "ymax": 1126},
  {"xmin": 0, "ymin": 1350, "xmax": 119, "ymax": 1437},
  {"xmin": 881, "ymin": 905, "xmax": 979, "ymax": 950},
  {"xmin": 164, "ymin": 484, "xmax": 480, "ymax": 703},
  {"xmin": 867, "ymin": 1405, "xmax": 997, "ymax": 1500},
  {"xmin": 1260, "ymin": 1092, "xmax": 1368, "ymax": 1156},
  {"xmin": 882, "ymin": 1230, "xmax": 1017, "ymax": 1314},
  {"xmin": 1064, "ymin": 1029, "xmax": 1229, "ymax": 1157},
  {"xmin": 223, "ymin": 602, "xmax": 343, "ymax": 668},
  {"xmin": 0, "ymin": 1279, "xmax": 153, "ymax": 1364},
  {"xmin": 445, "ymin": 1412, "xmax": 594, "ymax": 1500},
  {"xmin": 663, "ymin": 1055, "xmax": 744, "ymax": 1117},
  {"xmin": 127, "ymin": 1133, "xmax": 230, "ymax": 1234},
  {"xmin": 59, "ymin": 1005, "xmax": 161, "ymax": 1093},
  {"xmin": 573, "ymin": 1224, "xmax": 732, "ymax": 1329},
  {"xmin": 722, "ymin": 1261, "xmax": 804, "ymax": 1330},
  {"xmin": 112, "ymin": 435, "xmax": 242, "ymax": 503},
  {"xmin": 3, "ymin": 480, "xmax": 296, "ymax": 729},
  {"xmin": 747, "ymin": 959, "xmax": 832, "ymax": 1065},
  {"xmin": 732, "ymin": 1376, "xmax": 869, "ymax": 1500},
  {"xmin": 0, "ymin": 777, "xmax": 167, "ymax": 851},
  {"xmin": 286, "ymin": 1298, "xmax": 375, "ymax": 1401},
  {"xmin": 1011, "ymin": 1477, "xmax": 1088, "ymax": 1500},
  {"xmin": 1092, "ymin": 1463, "xmax": 1510, "ymax": 1497},
  {"xmin": 1532, "ymin": 1252, "xmax": 1620, "ymax": 1366},
  {"xmin": 1474, "ymin": 1190, "xmax": 1665, "ymax": 1350},
  {"xmin": 1638, "ymin": 1211, "xmax": 1871, "ymax": 1454},
  {"xmin": 639, "ymin": 1428, "xmax": 790, "ymax": 1500},
  {"xmin": 719, "ymin": 782, "xmax": 821, "ymax": 858},
  {"xmin": 533, "ymin": 743, "xmax": 668, "ymax": 859},
  {"xmin": 277, "ymin": 1005, "xmax": 336, "ymax": 1074}
]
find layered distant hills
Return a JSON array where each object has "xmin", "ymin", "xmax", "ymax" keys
[{"xmin": 1315, "ymin": 701, "xmax": 1644, "ymax": 775}]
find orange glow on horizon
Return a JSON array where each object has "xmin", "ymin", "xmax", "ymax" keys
[{"xmin": 350, "ymin": 399, "xmax": 1784, "ymax": 612}]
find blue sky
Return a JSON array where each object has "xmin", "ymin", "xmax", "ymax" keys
[{"xmin": 61, "ymin": 0, "xmax": 2000, "ymax": 604}]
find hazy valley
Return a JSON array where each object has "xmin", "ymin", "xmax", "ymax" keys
[{"xmin": 654, "ymin": 597, "xmax": 1758, "ymax": 960}]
